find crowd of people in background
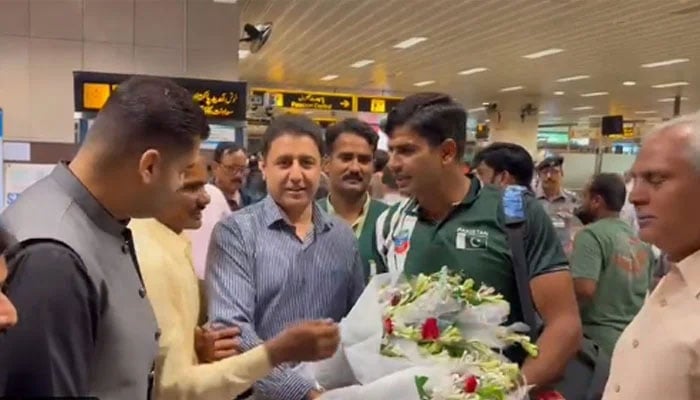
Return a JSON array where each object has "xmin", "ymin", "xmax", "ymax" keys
[{"xmin": 0, "ymin": 76, "xmax": 699, "ymax": 400}]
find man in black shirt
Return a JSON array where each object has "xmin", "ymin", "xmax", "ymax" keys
[{"xmin": 0, "ymin": 76, "xmax": 210, "ymax": 399}]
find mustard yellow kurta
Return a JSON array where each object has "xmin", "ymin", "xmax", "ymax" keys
[{"xmin": 130, "ymin": 218, "xmax": 272, "ymax": 400}]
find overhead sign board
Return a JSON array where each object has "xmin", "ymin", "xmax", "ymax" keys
[
  {"xmin": 252, "ymin": 89, "xmax": 353, "ymax": 111},
  {"xmin": 74, "ymin": 71, "xmax": 247, "ymax": 121},
  {"xmin": 356, "ymin": 96, "xmax": 402, "ymax": 114}
]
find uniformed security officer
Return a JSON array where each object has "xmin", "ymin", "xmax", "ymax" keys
[
  {"xmin": 375, "ymin": 92, "xmax": 581, "ymax": 396},
  {"xmin": 535, "ymin": 154, "xmax": 583, "ymax": 255}
]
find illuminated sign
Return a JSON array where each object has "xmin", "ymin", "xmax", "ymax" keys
[
  {"xmin": 252, "ymin": 89, "xmax": 353, "ymax": 111},
  {"xmin": 356, "ymin": 96, "xmax": 402, "ymax": 114},
  {"xmin": 313, "ymin": 118, "xmax": 337, "ymax": 128},
  {"xmin": 74, "ymin": 71, "xmax": 247, "ymax": 121}
]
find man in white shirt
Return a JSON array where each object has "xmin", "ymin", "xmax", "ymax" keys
[
  {"xmin": 603, "ymin": 111, "xmax": 700, "ymax": 400},
  {"xmin": 186, "ymin": 183, "xmax": 231, "ymax": 279}
]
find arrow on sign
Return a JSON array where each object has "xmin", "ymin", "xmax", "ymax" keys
[{"xmin": 340, "ymin": 99, "xmax": 350, "ymax": 108}]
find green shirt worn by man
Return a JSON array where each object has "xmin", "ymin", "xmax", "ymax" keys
[
  {"xmin": 375, "ymin": 176, "xmax": 569, "ymax": 323},
  {"xmin": 319, "ymin": 194, "xmax": 388, "ymax": 281},
  {"xmin": 570, "ymin": 217, "xmax": 653, "ymax": 356}
]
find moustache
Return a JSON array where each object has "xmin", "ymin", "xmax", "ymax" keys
[{"xmin": 342, "ymin": 174, "xmax": 364, "ymax": 182}]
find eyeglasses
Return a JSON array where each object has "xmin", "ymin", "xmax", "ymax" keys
[{"xmin": 220, "ymin": 164, "xmax": 248, "ymax": 175}]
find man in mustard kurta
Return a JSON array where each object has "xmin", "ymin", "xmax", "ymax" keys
[{"xmin": 131, "ymin": 156, "xmax": 341, "ymax": 400}]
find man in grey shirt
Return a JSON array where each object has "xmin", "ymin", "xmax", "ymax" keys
[
  {"xmin": 207, "ymin": 115, "xmax": 365, "ymax": 400},
  {"xmin": 0, "ymin": 76, "xmax": 210, "ymax": 399}
]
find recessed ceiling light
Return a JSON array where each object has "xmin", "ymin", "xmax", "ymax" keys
[
  {"xmin": 635, "ymin": 110, "xmax": 658, "ymax": 115},
  {"xmin": 623, "ymin": 81, "xmax": 636, "ymax": 86},
  {"xmin": 641, "ymin": 58, "xmax": 690, "ymax": 68},
  {"xmin": 659, "ymin": 97, "xmax": 689, "ymax": 102},
  {"xmin": 522, "ymin": 48, "xmax": 564, "ymax": 59},
  {"xmin": 652, "ymin": 81, "xmax": 690, "ymax": 88},
  {"xmin": 556, "ymin": 75, "xmax": 590, "ymax": 83},
  {"xmin": 468, "ymin": 107, "xmax": 486, "ymax": 113},
  {"xmin": 413, "ymin": 80, "xmax": 436, "ymax": 87},
  {"xmin": 458, "ymin": 67, "xmax": 489, "ymax": 76},
  {"xmin": 553, "ymin": 91, "xmax": 565, "ymax": 95},
  {"xmin": 572, "ymin": 106, "xmax": 594, "ymax": 111},
  {"xmin": 350, "ymin": 59, "xmax": 375, "ymax": 68},
  {"xmin": 500, "ymin": 85, "xmax": 524, "ymax": 92},
  {"xmin": 580, "ymin": 91, "xmax": 609, "ymax": 97},
  {"xmin": 482, "ymin": 101, "xmax": 491, "ymax": 106},
  {"xmin": 320, "ymin": 74, "xmax": 339, "ymax": 81},
  {"xmin": 393, "ymin": 37, "xmax": 427, "ymax": 49},
  {"xmin": 238, "ymin": 49, "xmax": 251, "ymax": 59}
]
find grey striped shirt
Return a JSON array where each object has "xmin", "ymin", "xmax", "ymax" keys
[{"xmin": 206, "ymin": 195, "xmax": 364, "ymax": 400}]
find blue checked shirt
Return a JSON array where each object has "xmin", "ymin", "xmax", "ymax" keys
[{"xmin": 206, "ymin": 195, "xmax": 365, "ymax": 400}]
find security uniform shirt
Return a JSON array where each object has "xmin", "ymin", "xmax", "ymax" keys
[
  {"xmin": 375, "ymin": 176, "xmax": 569, "ymax": 323},
  {"xmin": 536, "ymin": 187, "xmax": 582, "ymax": 256}
]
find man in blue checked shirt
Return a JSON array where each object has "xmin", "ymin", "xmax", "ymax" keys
[{"xmin": 206, "ymin": 115, "xmax": 365, "ymax": 400}]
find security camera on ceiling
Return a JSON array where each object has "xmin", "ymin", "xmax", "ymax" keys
[{"xmin": 239, "ymin": 22, "xmax": 273, "ymax": 54}]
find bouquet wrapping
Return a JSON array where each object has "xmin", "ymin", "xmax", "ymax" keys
[{"xmin": 297, "ymin": 269, "xmax": 537, "ymax": 400}]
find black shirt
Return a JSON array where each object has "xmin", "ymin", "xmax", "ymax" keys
[{"xmin": 0, "ymin": 241, "xmax": 100, "ymax": 396}]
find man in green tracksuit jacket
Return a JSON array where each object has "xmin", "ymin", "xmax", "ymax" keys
[
  {"xmin": 373, "ymin": 92, "xmax": 582, "ymax": 396},
  {"xmin": 319, "ymin": 118, "xmax": 388, "ymax": 281}
]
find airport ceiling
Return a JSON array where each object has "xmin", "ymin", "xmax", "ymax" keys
[{"xmin": 238, "ymin": 0, "xmax": 700, "ymax": 123}]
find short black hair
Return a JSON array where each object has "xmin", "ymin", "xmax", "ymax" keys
[
  {"xmin": 588, "ymin": 173, "xmax": 627, "ymax": 212},
  {"xmin": 381, "ymin": 165, "xmax": 398, "ymax": 190},
  {"xmin": 473, "ymin": 142, "xmax": 534, "ymax": 187},
  {"xmin": 262, "ymin": 114, "xmax": 323, "ymax": 157},
  {"xmin": 214, "ymin": 142, "xmax": 245, "ymax": 163},
  {"xmin": 86, "ymin": 76, "xmax": 210, "ymax": 162},
  {"xmin": 385, "ymin": 92, "xmax": 467, "ymax": 158},
  {"xmin": 374, "ymin": 150, "xmax": 389, "ymax": 173},
  {"xmin": 324, "ymin": 118, "xmax": 378, "ymax": 156}
]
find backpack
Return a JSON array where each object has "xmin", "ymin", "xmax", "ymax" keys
[{"xmin": 502, "ymin": 185, "xmax": 610, "ymax": 400}]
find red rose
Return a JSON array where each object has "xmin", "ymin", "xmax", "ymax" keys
[
  {"xmin": 421, "ymin": 317, "xmax": 440, "ymax": 341},
  {"xmin": 536, "ymin": 390, "xmax": 566, "ymax": 400},
  {"xmin": 383, "ymin": 318, "xmax": 394, "ymax": 335},
  {"xmin": 390, "ymin": 293, "xmax": 401, "ymax": 306},
  {"xmin": 463, "ymin": 375, "xmax": 478, "ymax": 393}
]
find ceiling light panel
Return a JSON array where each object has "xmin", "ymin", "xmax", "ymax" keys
[
  {"xmin": 320, "ymin": 74, "xmax": 339, "ymax": 81},
  {"xmin": 556, "ymin": 75, "xmax": 591, "ymax": 82},
  {"xmin": 623, "ymin": 81, "xmax": 636, "ymax": 86},
  {"xmin": 522, "ymin": 48, "xmax": 564, "ymax": 59},
  {"xmin": 572, "ymin": 106, "xmax": 594, "ymax": 111},
  {"xmin": 413, "ymin": 80, "xmax": 436, "ymax": 87},
  {"xmin": 553, "ymin": 91, "xmax": 565, "ymax": 95},
  {"xmin": 652, "ymin": 81, "xmax": 690, "ymax": 88},
  {"xmin": 393, "ymin": 37, "xmax": 427, "ymax": 49},
  {"xmin": 641, "ymin": 58, "xmax": 690, "ymax": 68},
  {"xmin": 580, "ymin": 91, "xmax": 609, "ymax": 97},
  {"xmin": 350, "ymin": 59, "xmax": 375, "ymax": 68},
  {"xmin": 500, "ymin": 85, "xmax": 524, "ymax": 92},
  {"xmin": 468, "ymin": 107, "xmax": 486, "ymax": 113},
  {"xmin": 458, "ymin": 67, "xmax": 488, "ymax": 75},
  {"xmin": 635, "ymin": 110, "xmax": 658, "ymax": 115},
  {"xmin": 659, "ymin": 97, "xmax": 689, "ymax": 102}
]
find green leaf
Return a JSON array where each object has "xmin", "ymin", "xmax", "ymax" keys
[{"xmin": 415, "ymin": 375, "xmax": 431, "ymax": 400}]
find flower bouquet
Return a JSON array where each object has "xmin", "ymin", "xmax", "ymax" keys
[{"xmin": 299, "ymin": 268, "xmax": 537, "ymax": 400}]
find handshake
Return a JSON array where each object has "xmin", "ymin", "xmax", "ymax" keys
[{"xmin": 196, "ymin": 319, "xmax": 340, "ymax": 366}]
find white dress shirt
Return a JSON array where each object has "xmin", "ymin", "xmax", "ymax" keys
[{"xmin": 185, "ymin": 184, "xmax": 231, "ymax": 279}]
